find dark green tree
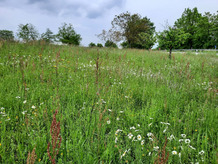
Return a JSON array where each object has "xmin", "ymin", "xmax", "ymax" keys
[
  {"xmin": 157, "ymin": 26, "xmax": 190, "ymax": 59},
  {"xmin": 17, "ymin": 23, "xmax": 39, "ymax": 42},
  {"xmin": 56, "ymin": 23, "xmax": 82, "ymax": 45},
  {"xmin": 89, "ymin": 42, "xmax": 96, "ymax": 47},
  {"xmin": 41, "ymin": 28, "xmax": 55, "ymax": 43},
  {"xmin": 105, "ymin": 40, "xmax": 117, "ymax": 48},
  {"xmin": 97, "ymin": 43, "xmax": 103, "ymax": 48},
  {"xmin": 0, "ymin": 30, "xmax": 14, "ymax": 41},
  {"xmin": 174, "ymin": 8, "xmax": 202, "ymax": 49},
  {"xmin": 111, "ymin": 12, "xmax": 155, "ymax": 49}
]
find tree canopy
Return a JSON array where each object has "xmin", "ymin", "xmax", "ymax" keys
[
  {"xmin": 0, "ymin": 30, "xmax": 14, "ymax": 41},
  {"xmin": 56, "ymin": 23, "xmax": 82, "ymax": 45},
  {"xmin": 98, "ymin": 12, "xmax": 155, "ymax": 49},
  {"xmin": 41, "ymin": 28, "xmax": 55, "ymax": 43},
  {"xmin": 17, "ymin": 23, "xmax": 39, "ymax": 42}
]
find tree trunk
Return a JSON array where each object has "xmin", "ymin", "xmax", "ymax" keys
[{"xmin": 169, "ymin": 48, "xmax": 172, "ymax": 59}]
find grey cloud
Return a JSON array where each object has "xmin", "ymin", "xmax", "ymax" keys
[{"xmin": 24, "ymin": 0, "xmax": 125, "ymax": 18}]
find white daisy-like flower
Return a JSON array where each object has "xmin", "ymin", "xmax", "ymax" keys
[
  {"xmin": 148, "ymin": 152, "xmax": 151, "ymax": 156},
  {"xmin": 130, "ymin": 126, "xmax": 136, "ymax": 130},
  {"xmin": 168, "ymin": 135, "xmax": 175, "ymax": 141},
  {"xmin": 179, "ymin": 139, "xmax": 184, "ymax": 142},
  {"xmin": 172, "ymin": 151, "xmax": 177, "ymax": 155},
  {"xmin": 153, "ymin": 146, "xmax": 159, "ymax": 151},
  {"xmin": 148, "ymin": 123, "xmax": 152, "ymax": 127},
  {"xmin": 22, "ymin": 111, "xmax": 27, "ymax": 115},
  {"xmin": 108, "ymin": 109, "xmax": 112, "ymax": 112},
  {"xmin": 16, "ymin": 96, "xmax": 21, "ymax": 99},
  {"xmin": 107, "ymin": 120, "xmax": 111, "ymax": 124},
  {"xmin": 115, "ymin": 137, "xmax": 118, "ymax": 143},
  {"xmin": 128, "ymin": 133, "xmax": 133, "ymax": 139},
  {"xmin": 148, "ymin": 137, "xmax": 153, "ymax": 141},
  {"xmin": 147, "ymin": 132, "xmax": 153, "ymax": 137},
  {"xmin": 189, "ymin": 145, "xmax": 196, "ymax": 150},
  {"xmin": 199, "ymin": 150, "xmax": 205, "ymax": 155},
  {"xmin": 185, "ymin": 139, "xmax": 191, "ymax": 144},
  {"xmin": 116, "ymin": 117, "xmax": 120, "ymax": 121},
  {"xmin": 137, "ymin": 135, "xmax": 142, "ymax": 141},
  {"xmin": 31, "ymin": 105, "xmax": 36, "ymax": 109},
  {"xmin": 119, "ymin": 111, "xmax": 124, "ymax": 113},
  {"xmin": 160, "ymin": 122, "xmax": 170, "ymax": 125},
  {"xmin": 141, "ymin": 140, "xmax": 145, "ymax": 145},
  {"xmin": 163, "ymin": 127, "xmax": 168, "ymax": 133},
  {"xmin": 137, "ymin": 124, "xmax": 140, "ymax": 127},
  {"xmin": 0, "ymin": 107, "xmax": 5, "ymax": 110},
  {"xmin": 23, "ymin": 100, "xmax": 27, "ymax": 104},
  {"xmin": 181, "ymin": 134, "xmax": 186, "ymax": 138}
]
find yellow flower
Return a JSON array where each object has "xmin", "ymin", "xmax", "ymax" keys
[
  {"xmin": 174, "ymin": 147, "xmax": 176, "ymax": 150},
  {"xmin": 38, "ymin": 158, "xmax": 41, "ymax": 162},
  {"xmin": 0, "ymin": 121, "xmax": 2, "ymax": 124},
  {"xmin": 195, "ymin": 129, "xmax": 197, "ymax": 132},
  {"xmin": 61, "ymin": 153, "xmax": 63, "ymax": 156},
  {"xmin": 16, "ymin": 116, "xmax": 18, "ymax": 119},
  {"xmin": 0, "ymin": 143, "xmax": 1, "ymax": 146}
]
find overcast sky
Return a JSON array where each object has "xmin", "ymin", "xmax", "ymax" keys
[{"xmin": 0, "ymin": 0, "xmax": 217, "ymax": 46}]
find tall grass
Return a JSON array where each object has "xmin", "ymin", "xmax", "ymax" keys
[{"xmin": 0, "ymin": 41, "xmax": 217, "ymax": 163}]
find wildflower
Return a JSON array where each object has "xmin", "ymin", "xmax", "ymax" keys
[
  {"xmin": 195, "ymin": 129, "xmax": 197, "ymax": 132},
  {"xmin": 179, "ymin": 152, "xmax": 181, "ymax": 158},
  {"xmin": 130, "ymin": 126, "xmax": 136, "ymax": 130},
  {"xmin": 61, "ymin": 153, "xmax": 63, "ymax": 156},
  {"xmin": 172, "ymin": 151, "xmax": 177, "ymax": 155},
  {"xmin": 181, "ymin": 134, "xmax": 186, "ymax": 138},
  {"xmin": 115, "ymin": 137, "xmax": 118, "ymax": 143},
  {"xmin": 189, "ymin": 145, "xmax": 196, "ymax": 150},
  {"xmin": 137, "ymin": 124, "xmax": 140, "ymax": 127},
  {"xmin": 199, "ymin": 150, "xmax": 205, "ymax": 155},
  {"xmin": 40, "ymin": 102, "xmax": 44, "ymax": 105},
  {"xmin": 147, "ymin": 133, "xmax": 153, "ymax": 137},
  {"xmin": 148, "ymin": 152, "xmax": 151, "ymax": 156},
  {"xmin": 148, "ymin": 123, "xmax": 152, "ymax": 127},
  {"xmin": 148, "ymin": 137, "xmax": 153, "ymax": 141},
  {"xmin": 185, "ymin": 139, "xmax": 191, "ymax": 144},
  {"xmin": 101, "ymin": 99, "xmax": 106, "ymax": 104},
  {"xmin": 0, "ymin": 107, "xmax": 4, "ymax": 110},
  {"xmin": 137, "ymin": 135, "xmax": 142, "ymax": 141},
  {"xmin": 128, "ymin": 133, "xmax": 133, "ymax": 139},
  {"xmin": 160, "ymin": 122, "xmax": 170, "ymax": 125},
  {"xmin": 107, "ymin": 120, "xmax": 111, "ymax": 124},
  {"xmin": 120, "ymin": 111, "xmax": 124, "ymax": 113},
  {"xmin": 31, "ymin": 105, "xmax": 36, "ymax": 109},
  {"xmin": 163, "ymin": 126, "xmax": 168, "ymax": 133},
  {"xmin": 16, "ymin": 96, "xmax": 21, "ymax": 99},
  {"xmin": 0, "ymin": 143, "xmax": 1, "ymax": 146},
  {"xmin": 168, "ymin": 135, "xmax": 175, "ymax": 141},
  {"xmin": 22, "ymin": 111, "xmax": 27, "ymax": 115},
  {"xmin": 116, "ymin": 117, "xmax": 120, "ymax": 121},
  {"xmin": 179, "ymin": 139, "xmax": 184, "ymax": 142},
  {"xmin": 108, "ymin": 109, "xmax": 112, "ymax": 112},
  {"xmin": 153, "ymin": 146, "xmax": 159, "ymax": 151},
  {"xmin": 141, "ymin": 140, "xmax": 145, "ymax": 145},
  {"xmin": 125, "ymin": 96, "xmax": 128, "ymax": 98}
]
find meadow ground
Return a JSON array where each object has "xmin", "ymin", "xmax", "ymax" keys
[{"xmin": 0, "ymin": 42, "xmax": 217, "ymax": 163}]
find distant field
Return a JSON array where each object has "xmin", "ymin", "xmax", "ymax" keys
[{"xmin": 0, "ymin": 42, "xmax": 217, "ymax": 163}]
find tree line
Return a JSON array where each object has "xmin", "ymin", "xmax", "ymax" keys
[{"xmin": 0, "ymin": 7, "xmax": 217, "ymax": 51}]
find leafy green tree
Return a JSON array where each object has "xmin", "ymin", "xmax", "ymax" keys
[
  {"xmin": 56, "ymin": 23, "xmax": 82, "ymax": 45},
  {"xmin": 174, "ymin": 8, "xmax": 202, "ymax": 49},
  {"xmin": 105, "ymin": 40, "xmax": 117, "ymax": 48},
  {"xmin": 17, "ymin": 23, "xmax": 39, "ymax": 42},
  {"xmin": 0, "ymin": 30, "xmax": 14, "ymax": 41},
  {"xmin": 157, "ymin": 26, "xmax": 190, "ymax": 59},
  {"xmin": 97, "ymin": 43, "xmax": 103, "ymax": 48},
  {"xmin": 89, "ymin": 42, "xmax": 96, "ymax": 47},
  {"xmin": 41, "ymin": 28, "xmax": 55, "ymax": 43},
  {"xmin": 111, "ymin": 12, "xmax": 155, "ymax": 49}
]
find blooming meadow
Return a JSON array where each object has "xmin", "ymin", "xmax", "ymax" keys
[{"xmin": 0, "ymin": 42, "xmax": 217, "ymax": 163}]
